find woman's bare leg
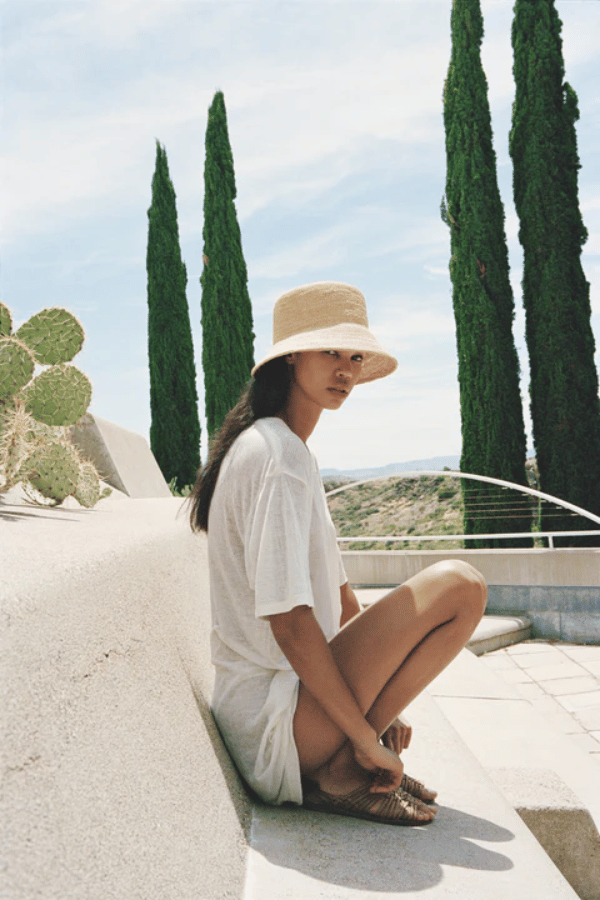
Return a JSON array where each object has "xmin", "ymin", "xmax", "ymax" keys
[{"xmin": 293, "ymin": 560, "xmax": 487, "ymax": 796}]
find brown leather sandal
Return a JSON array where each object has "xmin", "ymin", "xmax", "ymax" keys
[
  {"xmin": 303, "ymin": 783, "xmax": 435, "ymax": 826},
  {"xmin": 400, "ymin": 773, "xmax": 438, "ymax": 804}
]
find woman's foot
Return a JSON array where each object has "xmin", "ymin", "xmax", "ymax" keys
[
  {"xmin": 400, "ymin": 773, "xmax": 437, "ymax": 804},
  {"xmin": 303, "ymin": 782, "xmax": 436, "ymax": 826}
]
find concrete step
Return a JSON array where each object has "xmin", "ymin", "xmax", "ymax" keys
[
  {"xmin": 429, "ymin": 649, "xmax": 600, "ymax": 900},
  {"xmin": 245, "ymin": 689, "xmax": 579, "ymax": 899},
  {"xmin": 467, "ymin": 615, "xmax": 532, "ymax": 656}
]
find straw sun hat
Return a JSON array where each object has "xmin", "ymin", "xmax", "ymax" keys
[{"xmin": 251, "ymin": 282, "xmax": 398, "ymax": 384}]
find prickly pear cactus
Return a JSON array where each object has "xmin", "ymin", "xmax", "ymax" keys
[
  {"xmin": 25, "ymin": 441, "xmax": 81, "ymax": 504},
  {"xmin": 16, "ymin": 307, "xmax": 85, "ymax": 365},
  {"xmin": 0, "ymin": 303, "xmax": 12, "ymax": 337},
  {"xmin": 0, "ymin": 338, "xmax": 36, "ymax": 401},
  {"xmin": 0, "ymin": 305, "xmax": 91, "ymax": 426},
  {"xmin": 24, "ymin": 363, "xmax": 92, "ymax": 427},
  {"xmin": 0, "ymin": 302, "xmax": 106, "ymax": 508}
]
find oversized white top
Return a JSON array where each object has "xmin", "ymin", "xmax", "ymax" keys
[
  {"xmin": 209, "ymin": 417, "xmax": 345, "ymax": 667},
  {"xmin": 207, "ymin": 417, "xmax": 346, "ymax": 804}
]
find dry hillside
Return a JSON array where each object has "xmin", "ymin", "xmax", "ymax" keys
[{"xmin": 324, "ymin": 474, "xmax": 465, "ymax": 550}]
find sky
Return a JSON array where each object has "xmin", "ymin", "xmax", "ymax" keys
[{"xmin": 2, "ymin": 0, "xmax": 599, "ymax": 472}]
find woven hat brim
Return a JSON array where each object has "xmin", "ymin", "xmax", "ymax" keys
[{"xmin": 251, "ymin": 323, "xmax": 398, "ymax": 384}]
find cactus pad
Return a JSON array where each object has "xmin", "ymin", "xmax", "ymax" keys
[
  {"xmin": 25, "ymin": 441, "xmax": 81, "ymax": 503},
  {"xmin": 74, "ymin": 460, "xmax": 103, "ymax": 508},
  {"xmin": 16, "ymin": 307, "xmax": 85, "ymax": 365},
  {"xmin": 0, "ymin": 303, "xmax": 12, "ymax": 337},
  {"xmin": 24, "ymin": 364, "xmax": 92, "ymax": 427},
  {"xmin": 0, "ymin": 338, "xmax": 36, "ymax": 401}
]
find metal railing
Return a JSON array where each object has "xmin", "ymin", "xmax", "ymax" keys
[{"xmin": 326, "ymin": 470, "xmax": 600, "ymax": 549}]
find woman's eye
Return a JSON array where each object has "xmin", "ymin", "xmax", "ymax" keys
[{"xmin": 352, "ymin": 354, "xmax": 363, "ymax": 362}]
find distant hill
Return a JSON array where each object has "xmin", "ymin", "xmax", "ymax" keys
[{"xmin": 320, "ymin": 455, "xmax": 460, "ymax": 482}]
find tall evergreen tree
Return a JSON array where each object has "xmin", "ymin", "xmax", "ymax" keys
[
  {"xmin": 442, "ymin": 0, "xmax": 531, "ymax": 547},
  {"xmin": 147, "ymin": 140, "xmax": 201, "ymax": 491},
  {"xmin": 510, "ymin": 0, "xmax": 600, "ymax": 544},
  {"xmin": 201, "ymin": 91, "xmax": 255, "ymax": 439}
]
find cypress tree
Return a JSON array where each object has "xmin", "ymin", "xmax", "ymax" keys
[
  {"xmin": 510, "ymin": 0, "xmax": 600, "ymax": 545},
  {"xmin": 147, "ymin": 140, "xmax": 201, "ymax": 491},
  {"xmin": 442, "ymin": 0, "xmax": 531, "ymax": 547},
  {"xmin": 201, "ymin": 91, "xmax": 255, "ymax": 439}
]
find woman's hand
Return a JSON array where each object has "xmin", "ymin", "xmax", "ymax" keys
[
  {"xmin": 381, "ymin": 714, "xmax": 412, "ymax": 756},
  {"xmin": 352, "ymin": 735, "xmax": 405, "ymax": 793}
]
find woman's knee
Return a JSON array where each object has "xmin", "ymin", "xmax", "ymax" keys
[
  {"xmin": 450, "ymin": 559, "xmax": 487, "ymax": 619},
  {"xmin": 426, "ymin": 559, "xmax": 487, "ymax": 620}
]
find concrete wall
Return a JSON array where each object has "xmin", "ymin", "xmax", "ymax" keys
[
  {"xmin": 1, "ymin": 496, "xmax": 251, "ymax": 900},
  {"xmin": 70, "ymin": 414, "xmax": 172, "ymax": 498},
  {"xmin": 342, "ymin": 548, "xmax": 600, "ymax": 643}
]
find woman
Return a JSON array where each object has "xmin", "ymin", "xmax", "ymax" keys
[{"xmin": 189, "ymin": 282, "xmax": 486, "ymax": 826}]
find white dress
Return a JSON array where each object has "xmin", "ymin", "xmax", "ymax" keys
[{"xmin": 208, "ymin": 417, "xmax": 346, "ymax": 805}]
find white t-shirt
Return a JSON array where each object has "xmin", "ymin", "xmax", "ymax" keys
[{"xmin": 208, "ymin": 417, "xmax": 346, "ymax": 804}]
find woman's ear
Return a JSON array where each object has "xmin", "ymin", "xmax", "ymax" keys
[{"xmin": 285, "ymin": 353, "xmax": 296, "ymax": 365}]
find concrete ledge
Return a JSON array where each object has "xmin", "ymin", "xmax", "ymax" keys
[
  {"xmin": 246, "ymin": 689, "xmax": 579, "ymax": 898},
  {"xmin": 1, "ymin": 496, "xmax": 251, "ymax": 900},
  {"xmin": 1, "ymin": 499, "xmax": 582, "ymax": 899},
  {"xmin": 489, "ymin": 767, "xmax": 600, "ymax": 900}
]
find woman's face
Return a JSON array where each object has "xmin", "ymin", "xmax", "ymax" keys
[{"xmin": 287, "ymin": 349, "xmax": 365, "ymax": 412}]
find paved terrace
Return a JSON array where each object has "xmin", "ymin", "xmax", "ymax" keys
[
  {"xmin": 482, "ymin": 641, "xmax": 600, "ymax": 762},
  {"xmin": 2, "ymin": 492, "xmax": 599, "ymax": 899}
]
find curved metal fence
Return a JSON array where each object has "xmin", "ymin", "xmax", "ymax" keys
[{"xmin": 325, "ymin": 470, "xmax": 600, "ymax": 549}]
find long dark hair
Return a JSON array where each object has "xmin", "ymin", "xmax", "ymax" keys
[{"xmin": 188, "ymin": 356, "xmax": 291, "ymax": 532}]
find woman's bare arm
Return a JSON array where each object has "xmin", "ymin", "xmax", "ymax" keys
[
  {"xmin": 340, "ymin": 581, "xmax": 361, "ymax": 626},
  {"xmin": 268, "ymin": 604, "xmax": 404, "ymax": 789}
]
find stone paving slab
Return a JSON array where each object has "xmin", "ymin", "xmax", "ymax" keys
[
  {"xmin": 561, "ymin": 645, "xmax": 600, "ymax": 662},
  {"xmin": 542, "ymin": 675, "xmax": 600, "ymax": 696},
  {"xmin": 508, "ymin": 648, "xmax": 573, "ymax": 668},
  {"xmin": 481, "ymin": 641, "xmax": 600, "ymax": 762},
  {"xmin": 583, "ymin": 660, "xmax": 600, "ymax": 677},
  {"xmin": 517, "ymin": 660, "xmax": 589, "ymax": 680},
  {"xmin": 576, "ymin": 707, "xmax": 600, "ymax": 732}
]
